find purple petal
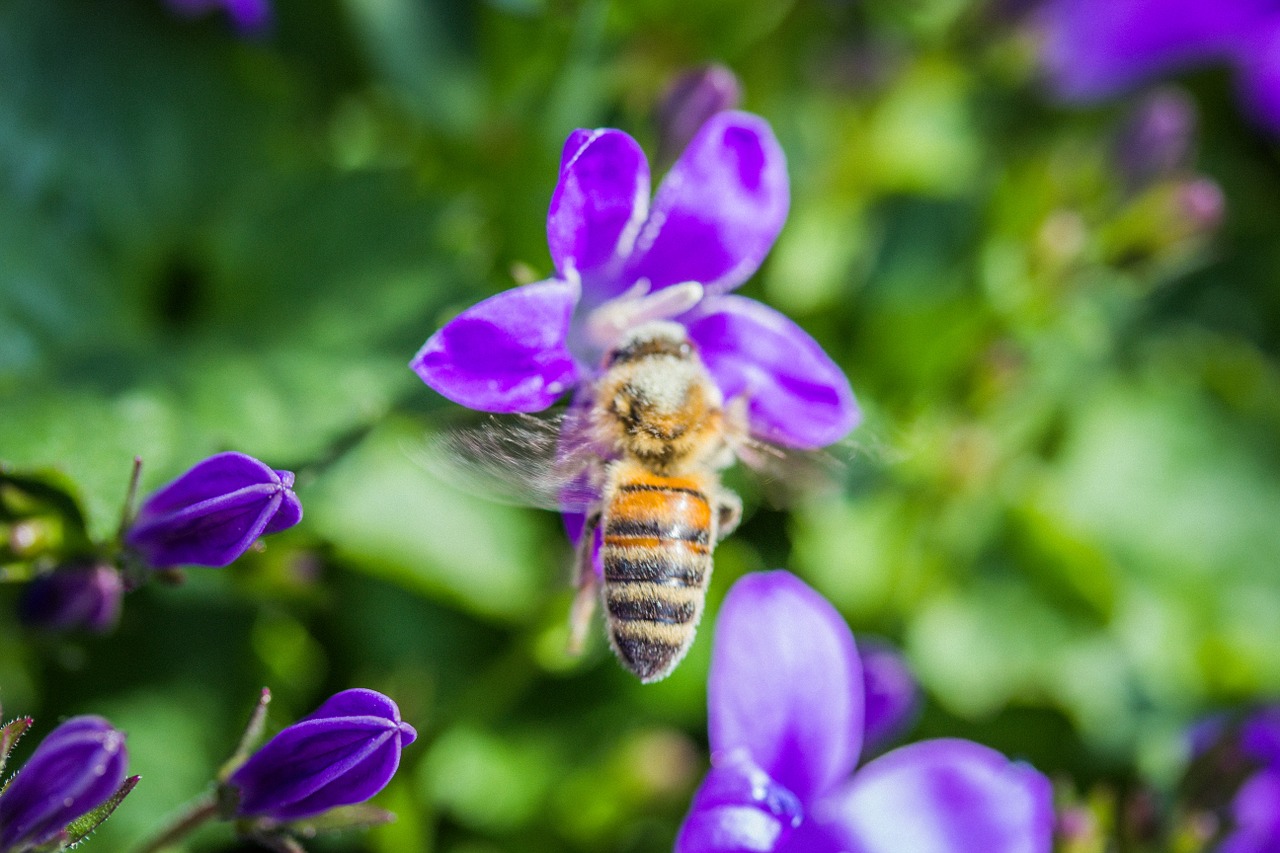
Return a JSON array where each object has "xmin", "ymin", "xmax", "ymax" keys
[
  {"xmin": 165, "ymin": 0, "xmax": 272, "ymax": 32},
  {"xmin": 229, "ymin": 689, "xmax": 415, "ymax": 821},
  {"xmin": 1037, "ymin": 0, "xmax": 1268, "ymax": 100},
  {"xmin": 709, "ymin": 571, "xmax": 863, "ymax": 804},
  {"xmin": 223, "ymin": 0, "xmax": 272, "ymax": 32},
  {"xmin": 0, "ymin": 716, "xmax": 128, "ymax": 851},
  {"xmin": 263, "ymin": 487, "xmax": 303, "ymax": 535},
  {"xmin": 1242, "ymin": 707, "xmax": 1280, "ymax": 766},
  {"xmin": 816, "ymin": 739, "xmax": 1054, "ymax": 853},
  {"xmin": 624, "ymin": 111, "xmax": 789, "ymax": 296},
  {"xmin": 685, "ymin": 296, "xmax": 859, "ymax": 449},
  {"xmin": 1221, "ymin": 768, "xmax": 1280, "ymax": 853},
  {"xmin": 1236, "ymin": 22, "xmax": 1280, "ymax": 133},
  {"xmin": 410, "ymin": 279, "xmax": 580, "ymax": 413},
  {"xmin": 858, "ymin": 638, "xmax": 920, "ymax": 756},
  {"xmin": 676, "ymin": 752, "xmax": 806, "ymax": 853},
  {"xmin": 125, "ymin": 452, "xmax": 301, "ymax": 568},
  {"xmin": 1186, "ymin": 712, "xmax": 1230, "ymax": 758},
  {"xmin": 548, "ymin": 130, "xmax": 651, "ymax": 296}
]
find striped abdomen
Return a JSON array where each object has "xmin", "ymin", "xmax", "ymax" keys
[{"xmin": 600, "ymin": 465, "xmax": 714, "ymax": 683}]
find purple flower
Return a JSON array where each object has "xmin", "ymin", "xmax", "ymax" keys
[
  {"xmin": 165, "ymin": 0, "xmax": 272, "ymax": 33},
  {"xmin": 0, "ymin": 716, "xmax": 128, "ymax": 853},
  {"xmin": 125, "ymin": 451, "xmax": 302, "ymax": 569},
  {"xmin": 859, "ymin": 637, "xmax": 921, "ymax": 755},
  {"xmin": 17, "ymin": 563, "xmax": 123, "ymax": 634},
  {"xmin": 1037, "ymin": 0, "xmax": 1280, "ymax": 132},
  {"xmin": 676, "ymin": 571, "xmax": 1054, "ymax": 853},
  {"xmin": 227, "ymin": 689, "xmax": 417, "ymax": 822},
  {"xmin": 411, "ymin": 111, "xmax": 858, "ymax": 451}
]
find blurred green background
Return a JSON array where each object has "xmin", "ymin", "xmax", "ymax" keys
[{"xmin": 3, "ymin": 0, "xmax": 1280, "ymax": 850}]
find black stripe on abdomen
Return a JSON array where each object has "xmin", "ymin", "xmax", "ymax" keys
[
  {"xmin": 602, "ymin": 553, "xmax": 705, "ymax": 586},
  {"xmin": 606, "ymin": 595, "xmax": 697, "ymax": 625},
  {"xmin": 604, "ymin": 518, "xmax": 710, "ymax": 545}
]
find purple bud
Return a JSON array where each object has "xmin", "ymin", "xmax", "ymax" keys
[
  {"xmin": 858, "ymin": 637, "xmax": 920, "ymax": 754},
  {"xmin": 0, "ymin": 716, "xmax": 128, "ymax": 852},
  {"xmin": 1113, "ymin": 88, "xmax": 1198, "ymax": 193},
  {"xmin": 656, "ymin": 64, "xmax": 743, "ymax": 163},
  {"xmin": 18, "ymin": 563, "xmax": 123, "ymax": 634},
  {"xmin": 227, "ymin": 689, "xmax": 417, "ymax": 822},
  {"xmin": 1174, "ymin": 176, "xmax": 1225, "ymax": 235},
  {"xmin": 125, "ymin": 452, "xmax": 302, "ymax": 569}
]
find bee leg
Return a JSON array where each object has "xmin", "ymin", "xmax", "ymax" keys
[
  {"xmin": 715, "ymin": 490, "xmax": 743, "ymax": 541},
  {"xmin": 568, "ymin": 515, "xmax": 601, "ymax": 657}
]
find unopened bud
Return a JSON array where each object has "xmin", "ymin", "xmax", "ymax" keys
[
  {"xmin": 657, "ymin": 65, "xmax": 742, "ymax": 163},
  {"xmin": 18, "ymin": 562, "xmax": 123, "ymax": 634},
  {"xmin": 1113, "ymin": 89, "xmax": 1197, "ymax": 193},
  {"xmin": 125, "ymin": 452, "xmax": 302, "ymax": 569}
]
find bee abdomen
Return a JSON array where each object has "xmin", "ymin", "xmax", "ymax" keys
[{"xmin": 600, "ymin": 478, "xmax": 714, "ymax": 682}]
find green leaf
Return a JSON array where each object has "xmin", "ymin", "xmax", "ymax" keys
[
  {"xmin": 287, "ymin": 803, "xmax": 397, "ymax": 837},
  {"xmin": 62, "ymin": 774, "xmax": 141, "ymax": 847},
  {"xmin": 305, "ymin": 416, "xmax": 554, "ymax": 620},
  {"xmin": 0, "ymin": 716, "xmax": 32, "ymax": 779}
]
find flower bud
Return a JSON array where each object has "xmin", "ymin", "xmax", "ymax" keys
[
  {"xmin": 1173, "ymin": 176, "xmax": 1225, "ymax": 237},
  {"xmin": 656, "ymin": 64, "xmax": 742, "ymax": 163},
  {"xmin": 227, "ymin": 689, "xmax": 416, "ymax": 822},
  {"xmin": 1113, "ymin": 88, "xmax": 1198, "ymax": 193},
  {"xmin": 18, "ymin": 563, "xmax": 123, "ymax": 634},
  {"xmin": 0, "ymin": 716, "xmax": 128, "ymax": 853},
  {"xmin": 125, "ymin": 452, "xmax": 302, "ymax": 569},
  {"xmin": 858, "ymin": 637, "xmax": 920, "ymax": 754}
]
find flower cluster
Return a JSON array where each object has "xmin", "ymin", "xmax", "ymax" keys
[
  {"xmin": 10, "ymin": 451, "xmax": 300, "ymax": 637},
  {"xmin": 676, "ymin": 572, "xmax": 1053, "ymax": 853},
  {"xmin": 1189, "ymin": 707, "xmax": 1280, "ymax": 852},
  {"xmin": 0, "ymin": 715, "xmax": 136, "ymax": 853},
  {"xmin": 411, "ymin": 110, "xmax": 858, "ymax": 451},
  {"xmin": 1038, "ymin": 0, "xmax": 1280, "ymax": 132}
]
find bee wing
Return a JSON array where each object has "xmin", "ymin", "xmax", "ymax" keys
[
  {"xmin": 730, "ymin": 435, "xmax": 868, "ymax": 508},
  {"xmin": 414, "ymin": 413, "xmax": 604, "ymax": 512}
]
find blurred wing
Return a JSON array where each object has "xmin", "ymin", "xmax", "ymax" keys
[
  {"xmin": 413, "ymin": 413, "xmax": 604, "ymax": 512},
  {"xmin": 732, "ymin": 435, "xmax": 862, "ymax": 508}
]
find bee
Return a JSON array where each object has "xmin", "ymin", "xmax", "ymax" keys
[
  {"xmin": 579, "ymin": 321, "xmax": 743, "ymax": 682},
  {"xmin": 426, "ymin": 320, "xmax": 751, "ymax": 683}
]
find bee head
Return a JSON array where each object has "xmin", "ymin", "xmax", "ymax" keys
[{"xmin": 605, "ymin": 321, "xmax": 694, "ymax": 368}]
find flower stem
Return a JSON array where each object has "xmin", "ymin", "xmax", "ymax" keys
[
  {"xmin": 115, "ymin": 456, "xmax": 143, "ymax": 544},
  {"xmin": 133, "ymin": 793, "xmax": 219, "ymax": 853},
  {"xmin": 218, "ymin": 687, "xmax": 272, "ymax": 782}
]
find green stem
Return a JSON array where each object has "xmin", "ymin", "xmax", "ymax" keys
[
  {"xmin": 132, "ymin": 793, "xmax": 219, "ymax": 853},
  {"xmin": 115, "ymin": 456, "xmax": 143, "ymax": 544}
]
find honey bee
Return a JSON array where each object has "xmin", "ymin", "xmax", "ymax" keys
[
  {"xmin": 579, "ymin": 321, "xmax": 743, "ymax": 682},
  {"xmin": 426, "ymin": 320, "xmax": 750, "ymax": 683}
]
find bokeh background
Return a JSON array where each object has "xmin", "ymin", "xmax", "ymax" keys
[{"xmin": 3, "ymin": 0, "xmax": 1280, "ymax": 850}]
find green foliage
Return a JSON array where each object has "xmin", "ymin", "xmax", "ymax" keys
[{"xmin": 5, "ymin": 0, "xmax": 1280, "ymax": 850}]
